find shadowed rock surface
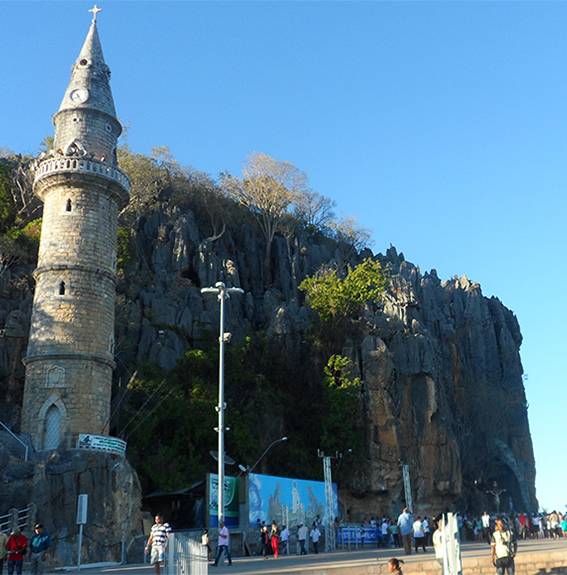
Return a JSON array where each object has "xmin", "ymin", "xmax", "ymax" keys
[{"xmin": 0, "ymin": 450, "xmax": 143, "ymax": 566}]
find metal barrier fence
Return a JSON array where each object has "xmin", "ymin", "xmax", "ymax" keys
[
  {"xmin": 167, "ymin": 532, "xmax": 208, "ymax": 575},
  {"xmin": 337, "ymin": 526, "xmax": 384, "ymax": 550},
  {"xmin": 0, "ymin": 505, "xmax": 34, "ymax": 534}
]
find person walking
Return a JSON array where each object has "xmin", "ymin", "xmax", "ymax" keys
[
  {"xmin": 432, "ymin": 516, "xmax": 444, "ymax": 570},
  {"xmin": 298, "ymin": 523, "xmax": 308, "ymax": 555},
  {"xmin": 6, "ymin": 528, "xmax": 27, "ymax": 575},
  {"xmin": 491, "ymin": 518, "xmax": 517, "ymax": 575},
  {"xmin": 260, "ymin": 525, "xmax": 270, "ymax": 558},
  {"xmin": 270, "ymin": 522, "xmax": 280, "ymax": 559},
  {"xmin": 0, "ymin": 529, "xmax": 7, "ymax": 575},
  {"xmin": 280, "ymin": 525, "xmax": 289, "ymax": 555},
  {"xmin": 29, "ymin": 524, "xmax": 51, "ymax": 575},
  {"xmin": 145, "ymin": 515, "xmax": 172, "ymax": 575},
  {"xmin": 422, "ymin": 516, "xmax": 431, "ymax": 546},
  {"xmin": 213, "ymin": 521, "xmax": 232, "ymax": 567},
  {"xmin": 310, "ymin": 523, "xmax": 321, "ymax": 554},
  {"xmin": 201, "ymin": 529, "xmax": 212, "ymax": 561},
  {"xmin": 381, "ymin": 518, "xmax": 391, "ymax": 547},
  {"xmin": 397, "ymin": 508, "xmax": 413, "ymax": 555},
  {"xmin": 412, "ymin": 516, "xmax": 426, "ymax": 553},
  {"xmin": 482, "ymin": 512, "xmax": 492, "ymax": 544}
]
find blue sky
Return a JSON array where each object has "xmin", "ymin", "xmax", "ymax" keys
[{"xmin": 1, "ymin": 1, "xmax": 565, "ymax": 511}]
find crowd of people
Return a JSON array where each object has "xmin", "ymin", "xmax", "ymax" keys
[
  {"xmin": 254, "ymin": 518, "xmax": 322, "ymax": 558},
  {"xmin": 347, "ymin": 508, "xmax": 567, "ymax": 551},
  {"xmin": 378, "ymin": 508, "xmax": 567, "ymax": 575},
  {"xmin": 141, "ymin": 508, "xmax": 567, "ymax": 573}
]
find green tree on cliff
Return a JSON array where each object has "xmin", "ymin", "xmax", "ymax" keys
[{"xmin": 299, "ymin": 257, "xmax": 388, "ymax": 322}]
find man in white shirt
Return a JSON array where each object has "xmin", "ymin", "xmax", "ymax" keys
[
  {"xmin": 297, "ymin": 523, "xmax": 308, "ymax": 555},
  {"xmin": 491, "ymin": 518, "xmax": 517, "ymax": 575},
  {"xmin": 412, "ymin": 516, "xmax": 426, "ymax": 553},
  {"xmin": 213, "ymin": 521, "xmax": 232, "ymax": 567},
  {"xmin": 481, "ymin": 511, "xmax": 491, "ymax": 544},
  {"xmin": 310, "ymin": 524, "xmax": 321, "ymax": 554},
  {"xmin": 432, "ymin": 516, "xmax": 444, "ymax": 569},
  {"xmin": 145, "ymin": 515, "xmax": 172, "ymax": 575},
  {"xmin": 381, "ymin": 519, "xmax": 390, "ymax": 547}
]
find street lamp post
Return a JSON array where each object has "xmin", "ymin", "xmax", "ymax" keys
[
  {"xmin": 201, "ymin": 281, "xmax": 243, "ymax": 524},
  {"xmin": 246, "ymin": 436, "xmax": 288, "ymax": 475}
]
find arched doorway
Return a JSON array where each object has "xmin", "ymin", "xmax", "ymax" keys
[{"xmin": 43, "ymin": 404, "xmax": 63, "ymax": 450}]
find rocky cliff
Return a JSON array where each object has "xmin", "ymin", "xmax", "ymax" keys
[
  {"xmin": 0, "ymin": 448, "xmax": 143, "ymax": 566},
  {"xmin": 0, "ymin": 193, "xmax": 537, "ymax": 519}
]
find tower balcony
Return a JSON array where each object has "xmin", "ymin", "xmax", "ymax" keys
[{"xmin": 34, "ymin": 156, "xmax": 131, "ymax": 194}]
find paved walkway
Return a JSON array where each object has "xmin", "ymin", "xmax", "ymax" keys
[{"xmin": 73, "ymin": 538, "xmax": 567, "ymax": 575}]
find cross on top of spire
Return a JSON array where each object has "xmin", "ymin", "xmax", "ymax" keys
[{"xmin": 89, "ymin": 5, "xmax": 102, "ymax": 24}]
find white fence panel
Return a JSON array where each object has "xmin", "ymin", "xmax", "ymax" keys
[{"xmin": 167, "ymin": 533, "xmax": 208, "ymax": 575}]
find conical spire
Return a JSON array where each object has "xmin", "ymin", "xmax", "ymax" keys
[{"xmin": 57, "ymin": 16, "xmax": 117, "ymax": 119}]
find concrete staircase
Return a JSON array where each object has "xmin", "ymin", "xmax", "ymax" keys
[
  {"xmin": 371, "ymin": 551, "xmax": 567, "ymax": 574},
  {"xmin": 0, "ymin": 429, "xmax": 34, "ymax": 461}
]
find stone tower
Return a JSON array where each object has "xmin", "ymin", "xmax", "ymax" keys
[{"xmin": 21, "ymin": 11, "xmax": 129, "ymax": 451}]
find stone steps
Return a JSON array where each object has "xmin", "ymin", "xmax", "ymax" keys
[{"xmin": 372, "ymin": 548, "xmax": 567, "ymax": 574}]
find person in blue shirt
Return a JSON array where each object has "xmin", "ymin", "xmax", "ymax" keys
[
  {"xmin": 397, "ymin": 508, "xmax": 414, "ymax": 555},
  {"xmin": 29, "ymin": 524, "xmax": 51, "ymax": 575}
]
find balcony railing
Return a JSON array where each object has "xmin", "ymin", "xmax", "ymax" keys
[{"xmin": 34, "ymin": 157, "xmax": 131, "ymax": 192}]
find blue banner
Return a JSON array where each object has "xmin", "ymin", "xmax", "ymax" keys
[{"xmin": 248, "ymin": 472, "xmax": 338, "ymax": 528}]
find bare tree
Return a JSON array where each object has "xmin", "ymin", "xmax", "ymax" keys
[
  {"xmin": 0, "ymin": 236, "xmax": 25, "ymax": 278},
  {"xmin": 117, "ymin": 147, "xmax": 169, "ymax": 221},
  {"xmin": 222, "ymin": 152, "xmax": 309, "ymax": 285},
  {"xmin": 8, "ymin": 158, "xmax": 40, "ymax": 224},
  {"xmin": 293, "ymin": 190, "xmax": 336, "ymax": 232},
  {"xmin": 0, "ymin": 156, "xmax": 40, "ymax": 226},
  {"xmin": 330, "ymin": 216, "xmax": 373, "ymax": 264}
]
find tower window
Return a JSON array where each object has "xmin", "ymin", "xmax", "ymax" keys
[
  {"xmin": 58, "ymin": 281, "xmax": 66, "ymax": 296},
  {"xmin": 66, "ymin": 199, "xmax": 72, "ymax": 212}
]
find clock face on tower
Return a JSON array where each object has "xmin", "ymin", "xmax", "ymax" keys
[{"xmin": 69, "ymin": 88, "xmax": 89, "ymax": 104}]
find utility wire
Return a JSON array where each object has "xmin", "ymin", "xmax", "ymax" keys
[
  {"xmin": 101, "ymin": 369, "xmax": 138, "ymax": 434},
  {"xmin": 119, "ymin": 377, "xmax": 169, "ymax": 438},
  {"xmin": 124, "ymin": 388, "xmax": 175, "ymax": 441}
]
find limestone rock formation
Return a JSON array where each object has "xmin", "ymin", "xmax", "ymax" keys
[
  {"xmin": 0, "ymin": 450, "xmax": 143, "ymax": 566},
  {"xmin": 0, "ymin": 198, "xmax": 537, "ymax": 521}
]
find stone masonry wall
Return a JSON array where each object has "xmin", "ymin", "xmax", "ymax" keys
[
  {"xmin": 21, "ymin": 167, "xmax": 121, "ymax": 449},
  {"xmin": 54, "ymin": 109, "xmax": 120, "ymax": 164}
]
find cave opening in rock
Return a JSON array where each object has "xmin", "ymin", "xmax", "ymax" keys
[{"xmin": 179, "ymin": 266, "xmax": 201, "ymax": 287}]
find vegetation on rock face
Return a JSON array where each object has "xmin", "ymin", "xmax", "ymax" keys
[
  {"xmin": 122, "ymin": 334, "xmax": 329, "ymax": 489},
  {"xmin": 320, "ymin": 354, "xmax": 364, "ymax": 456},
  {"xmin": 116, "ymin": 227, "xmax": 135, "ymax": 276},
  {"xmin": 299, "ymin": 257, "xmax": 388, "ymax": 322},
  {"xmin": 0, "ymin": 157, "xmax": 41, "ymax": 275}
]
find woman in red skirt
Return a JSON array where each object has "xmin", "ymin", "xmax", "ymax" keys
[{"xmin": 271, "ymin": 521, "xmax": 280, "ymax": 559}]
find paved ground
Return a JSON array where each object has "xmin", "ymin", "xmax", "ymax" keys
[{"xmin": 78, "ymin": 538, "xmax": 567, "ymax": 575}]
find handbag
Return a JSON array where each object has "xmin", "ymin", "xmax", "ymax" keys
[{"xmin": 495, "ymin": 556, "xmax": 511, "ymax": 569}]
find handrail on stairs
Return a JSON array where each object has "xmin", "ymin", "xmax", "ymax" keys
[{"xmin": 0, "ymin": 419, "xmax": 28, "ymax": 461}]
